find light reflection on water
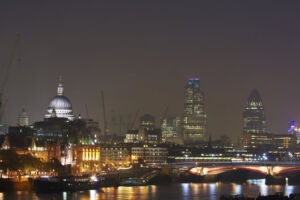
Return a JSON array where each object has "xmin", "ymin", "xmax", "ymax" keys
[
  {"xmin": 181, "ymin": 183, "xmax": 190, "ymax": 200},
  {"xmin": 232, "ymin": 183, "xmax": 242, "ymax": 195},
  {"xmin": 0, "ymin": 181, "xmax": 299, "ymax": 200},
  {"xmin": 208, "ymin": 184, "xmax": 217, "ymax": 200}
]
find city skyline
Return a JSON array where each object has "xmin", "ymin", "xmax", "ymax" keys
[{"xmin": 1, "ymin": 1, "xmax": 300, "ymax": 139}]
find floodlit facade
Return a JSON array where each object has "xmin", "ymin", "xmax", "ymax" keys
[
  {"xmin": 73, "ymin": 145, "xmax": 101, "ymax": 174},
  {"xmin": 100, "ymin": 145, "xmax": 130, "ymax": 168},
  {"xmin": 183, "ymin": 78, "xmax": 207, "ymax": 143}
]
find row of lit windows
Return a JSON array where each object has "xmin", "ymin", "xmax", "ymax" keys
[{"xmin": 82, "ymin": 148, "xmax": 99, "ymax": 161}]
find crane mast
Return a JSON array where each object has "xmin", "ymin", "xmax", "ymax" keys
[
  {"xmin": 0, "ymin": 33, "xmax": 21, "ymax": 123},
  {"xmin": 101, "ymin": 90, "xmax": 108, "ymax": 135}
]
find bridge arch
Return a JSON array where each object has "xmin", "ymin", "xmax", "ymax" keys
[{"xmin": 189, "ymin": 166, "xmax": 269, "ymax": 176}]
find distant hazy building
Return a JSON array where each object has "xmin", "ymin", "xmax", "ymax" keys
[
  {"xmin": 140, "ymin": 114, "xmax": 155, "ymax": 131},
  {"xmin": 124, "ymin": 128, "xmax": 161, "ymax": 144},
  {"xmin": 45, "ymin": 77, "xmax": 74, "ymax": 121},
  {"xmin": 161, "ymin": 117, "xmax": 182, "ymax": 143},
  {"xmin": 243, "ymin": 89, "xmax": 267, "ymax": 135},
  {"xmin": 0, "ymin": 124, "xmax": 8, "ymax": 135},
  {"xmin": 124, "ymin": 114, "xmax": 161, "ymax": 144},
  {"xmin": 183, "ymin": 78, "xmax": 207, "ymax": 143},
  {"xmin": 18, "ymin": 108, "xmax": 29, "ymax": 126}
]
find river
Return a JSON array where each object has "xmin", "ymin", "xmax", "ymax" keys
[{"xmin": 0, "ymin": 179, "xmax": 299, "ymax": 200}]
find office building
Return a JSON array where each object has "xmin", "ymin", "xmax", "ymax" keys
[{"xmin": 183, "ymin": 78, "xmax": 207, "ymax": 143}]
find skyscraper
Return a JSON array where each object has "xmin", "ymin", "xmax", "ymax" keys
[
  {"xmin": 242, "ymin": 89, "xmax": 267, "ymax": 135},
  {"xmin": 241, "ymin": 89, "xmax": 269, "ymax": 149},
  {"xmin": 183, "ymin": 78, "xmax": 207, "ymax": 143}
]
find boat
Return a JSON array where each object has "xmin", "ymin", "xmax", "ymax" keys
[
  {"xmin": 34, "ymin": 175, "xmax": 103, "ymax": 192},
  {"xmin": 119, "ymin": 178, "xmax": 147, "ymax": 186}
]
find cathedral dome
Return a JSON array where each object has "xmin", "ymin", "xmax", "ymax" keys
[
  {"xmin": 48, "ymin": 95, "xmax": 72, "ymax": 110},
  {"xmin": 45, "ymin": 77, "xmax": 74, "ymax": 120}
]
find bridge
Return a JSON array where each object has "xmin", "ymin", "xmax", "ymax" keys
[
  {"xmin": 189, "ymin": 165, "xmax": 300, "ymax": 176},
  {"xmin": 174, "ymin": 162, "xmax": 300, "ymax": 184}
]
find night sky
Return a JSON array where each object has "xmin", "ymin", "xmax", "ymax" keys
[{"xmin": 1, "ymin": 1, "xmax": 300, "ymax": 141}]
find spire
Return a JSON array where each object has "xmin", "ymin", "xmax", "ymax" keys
[
  {"xmin": 248, "ymin": 88, "xmax": 262, "ymax": 103},
  {"xmin": 57, "ymin": 75, "xmax": 63, "ymax": 95}
]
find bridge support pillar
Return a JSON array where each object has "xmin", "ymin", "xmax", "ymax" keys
[
  {"xmin": 202, "ymin": 174, "xmax": 218, "ymax": 183},
  {"xmin": 265, "ymin": 175, "xmax": 286, "ymax": 185}
]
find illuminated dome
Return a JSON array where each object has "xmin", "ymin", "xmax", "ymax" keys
[
  {"xmin": 45, "ymin": 77, "xmax": 74, "ymax": 120},
  {"xmin": 48, "ymin": 96, "xmax": 72, "ymax": 110}
]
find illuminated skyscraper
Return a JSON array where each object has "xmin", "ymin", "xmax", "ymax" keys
[
  {"xmin": 243, "ymin": 89, "xmax": 267, "ymax": 135},
  {"xmin": 288, "ymin": 120, "xmax": 300, "ymax": 144},
  {"xmin": 183, "ymin": 78, "xmax": 207, "ymax": 143}
]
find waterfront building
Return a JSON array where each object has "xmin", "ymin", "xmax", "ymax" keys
[
  {"xmin": 45, "ymin": 77, "xmax": 74, "ymax": 120},
  {"xmin": 272, "ymin": 134, "xmax": 297, "ymax": 149},
  {"xmin": 242, "ymin": 132, "xmax": 297, "ymax": 150},
  {"xmin": 161, "ymin": 117, "xmax": 182, "ymax": 144},
  {"xmin": 131, "ymin": 145, "xmax": 168, "ymax": 165},
  {"xmin": 100, "ymin": 145, "xmax": 130, "ymax": 168},
  {"xmin": 242, "ymin": 133, "xmax": 273, "ymax": 149},
  {"xmin": 183, "ymin": 78, "xmax": 207, "ymax": 144},
  {"xmin": 25, "ymin": 139, "xmax": 61, "ymax": 162},
  {"xmin": 73, "ymin": 145, "xmax": 101, "ymax": 174}
]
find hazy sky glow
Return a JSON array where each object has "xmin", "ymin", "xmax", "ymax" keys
[{"xmin": 1, "ymin": 1, "xmax": 300, "ymax": 140}]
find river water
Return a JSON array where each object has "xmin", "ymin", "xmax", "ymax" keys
[{"xmin": 0, "ymin": 179, "xmax": 299, "ymax": 200}]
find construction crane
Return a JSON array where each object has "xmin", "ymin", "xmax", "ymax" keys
[
  {"xmin": 85, "ymin": 104, "xmax": 89, "ymax": 119},
  {"xmin": 129, "ymin": 109, "xmax": 140, "ymax": 130},
  {"xmin": 0, "ymin": 99, "xmax": 8, "ymax": 123},
  {"xmin": 101, "ymin": 90, "xmax": 109, "ymax": 135},
  {"xmin": 0, "ymin": 32, "xmax": 21, "ymax": 123}
]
